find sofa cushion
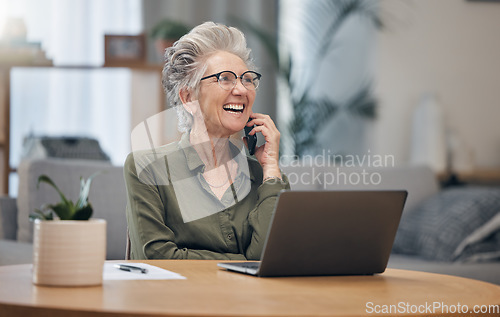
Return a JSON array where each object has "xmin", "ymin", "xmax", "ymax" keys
[
  {"xmin": 0, "ymin": 197, "xmax": 18, "ymax": 240},
  {"xmin": 388, "ymin": 254, "xmax": 500, "ymax": 285},
  {"xmin": 392, "ymin": 186, "xmax": 500, "ymax": 261},
  {"xmin": 16, "ymin": 158, "xmax": 127, "ymax": 260}
]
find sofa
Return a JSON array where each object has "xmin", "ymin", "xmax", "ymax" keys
[
  {"xmin": 1, "ymin": 158, "xmax": 499, "ymax": 285},
  {"xmin": 279, "ymin": 163, "xmax": 500, "ymax": 285}
]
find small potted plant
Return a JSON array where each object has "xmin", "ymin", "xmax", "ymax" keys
[
  {"xmin": 150, "ymin": 19, "xmax": 190, "ymax": 59},
  {"xmin": 30, "ymin": 173, "xmax": 106, "ymax": 287}
]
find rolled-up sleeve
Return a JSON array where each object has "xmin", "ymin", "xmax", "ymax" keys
[{"xmin": 245, "ymin": 174, "xmax": 291, "ymax": 260}]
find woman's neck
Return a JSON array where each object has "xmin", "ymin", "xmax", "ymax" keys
[{"xmin": 190, "ymin": 129, "xmax": 231, "ymax": 169}]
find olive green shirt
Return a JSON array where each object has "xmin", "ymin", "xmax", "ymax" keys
[{"xmin": 124, "ymin": 133, "xmax": 290, "ymax": 260}]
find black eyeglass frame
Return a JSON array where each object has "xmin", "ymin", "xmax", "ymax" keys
[{"xmin": 200, "ymin": 70, "xmax": 262, "ymax": 90}]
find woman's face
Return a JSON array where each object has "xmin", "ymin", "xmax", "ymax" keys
[{"xmin": 197, "ymin": 51, "xmax": 256, "ymax": 138}]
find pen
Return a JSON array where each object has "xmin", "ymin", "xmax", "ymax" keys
[{"xmin": 115, "ymin": 264, "xmax": 148, "ymax": 274}]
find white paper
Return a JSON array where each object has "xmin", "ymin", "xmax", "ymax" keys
[{"xmin": 103, "ymin": 263, "xmax": 186, "ymax": 280}]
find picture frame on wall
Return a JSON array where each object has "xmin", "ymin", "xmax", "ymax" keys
[{"xmin": 104, "ymin": 34, "xmax": 146, "ymax": 66}]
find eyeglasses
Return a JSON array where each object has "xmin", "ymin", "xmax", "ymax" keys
[{"xmin": 200, "ymin": 70, "xmax": 262, "ymax": 91}]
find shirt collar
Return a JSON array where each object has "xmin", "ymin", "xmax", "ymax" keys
[
  {"xmin": 180, "ymin": 132, "xmax": 254, "ymax": 181},
  {"xmin": 179, "ymin": 132, "xmax": 205, "ymax": 172}
]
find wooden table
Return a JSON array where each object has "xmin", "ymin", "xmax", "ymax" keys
[{"xmin": 0, "ymin": 260, "xmax": 499, "ymax": 317}]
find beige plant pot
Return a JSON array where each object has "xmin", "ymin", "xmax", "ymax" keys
[{"xmin": 32, "ymin": 219, "xmax": 106, "ymax": 287}]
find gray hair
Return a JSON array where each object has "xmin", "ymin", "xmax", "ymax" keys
[{"xmin": 162, "ymin": 21, "xmax": 255, "ymax": 132}]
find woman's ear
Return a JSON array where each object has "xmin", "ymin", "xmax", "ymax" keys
[
  {"xmin": 179, "ymin": 87, "xmax": 192, "ymax": 104},
  {"xmin": 179, "ymin": 88, "xmax": 196, "ymax": 115}
]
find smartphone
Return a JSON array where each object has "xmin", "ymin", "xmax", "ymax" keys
[{"xmin": 244, "ymin": 118, "xmax": 257, "ymax": 155}]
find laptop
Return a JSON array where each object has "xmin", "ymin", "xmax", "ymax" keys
[{"xmin": 217, "ymin": 190, "xmax": 407, "ymax": 277}]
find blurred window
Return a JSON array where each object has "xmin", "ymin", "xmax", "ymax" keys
[{"xmin": 7, "ymin": 0, "xmax": 142, "ymax": 196}]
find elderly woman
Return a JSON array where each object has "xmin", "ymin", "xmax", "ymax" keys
[{"xmin": 124, "ymin": 21, "xmax": 290, "ymax": 260}]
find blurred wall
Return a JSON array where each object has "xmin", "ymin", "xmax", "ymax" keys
[
  {"xmin": 375, "ymin": 0, "xmax": 500, "ymax": 169},
  {"xmin": 142, "ymin": 0, "xmax": 278, "ymax": 121}
]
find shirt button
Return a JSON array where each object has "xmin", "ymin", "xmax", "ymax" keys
[{"xmin": 227, "ymin": 234, "xmax": 232, "ymax": 240}]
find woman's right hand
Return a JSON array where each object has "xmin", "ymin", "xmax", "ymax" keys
[{"xmin": 246, "ymin": 113, "xmax": 282, "ymax": 180}]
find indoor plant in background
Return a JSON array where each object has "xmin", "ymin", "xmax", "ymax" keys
[
  {"xmin": 236, "ymin": 0, "xmax": 383, "ymax": 157},
  {"xmin": 150, "ymin": 19, "xmax": 190, "ymax": 60},
  {"xmin": 30, "ymin": 173, "xmax": 106, "ymax": 287}
]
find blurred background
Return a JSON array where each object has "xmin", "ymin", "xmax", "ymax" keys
[{"xmin": 1, "ymin": 0, "xmax": 500, "ymax": 196}]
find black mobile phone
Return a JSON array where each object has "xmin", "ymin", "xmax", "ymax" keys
[{"xmin": 244, "ymin": 118, "xmax": 257, "ymax": 155}]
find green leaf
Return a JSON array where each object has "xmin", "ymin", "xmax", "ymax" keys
[
  {"xmin": 33, "ymin": 171, "xmax": 102, "ymax": 221},
  {"xmin": 72, "ymin": 204, "xmax": 93, "ymax": 221},
  {"xmin": 345, "ymin": 83, "xmax": 377, "ymax": 119},
  {"xmin": 29, "ymin": 214, "xmax": 41, "ymax": 221},
  {"xmin": 51, "ymin": 203, "xmax": 73, "ymax": 220},
  {"xmin": 37, "ymin": 175, "xmax": 71, "ymax": 207},
  {"xmin": 289, "ymin": 97, "xmax": 340, "ymax": 155},
  {"xmin": 76, "ymin": 171, "xmax": 102, "ymax": 210},
  {"xmin": 30, "ymin": 208, "xmax": 54, "ymax": 221},
  {"xmin": 150, "ymin": 19, "xmax": 190, "ymax": 39}
]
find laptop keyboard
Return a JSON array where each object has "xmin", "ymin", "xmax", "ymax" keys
[{"xmin": 240, "ymin": 262, "xmax": 260, "ymax": 269}]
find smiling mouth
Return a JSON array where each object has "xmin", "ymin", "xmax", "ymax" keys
[{"xmin": 223, "ymin": 103, "xmax": 245, "ymax": 114}]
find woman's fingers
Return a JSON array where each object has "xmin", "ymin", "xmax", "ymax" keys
[
  {"xmin": 247, "ymin": 115, "xmax": 279, "ymax": 138},
  {"xmin": 247, "ymin": 113, "xmax": 277, "ymax": 129},
  {"xmin": 247, "ymin": 121, "xmax": 280, "ymax": 145},
  {"xmin": 246, "ymin": 113, "xmax": 281, "ymax": 179}
]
